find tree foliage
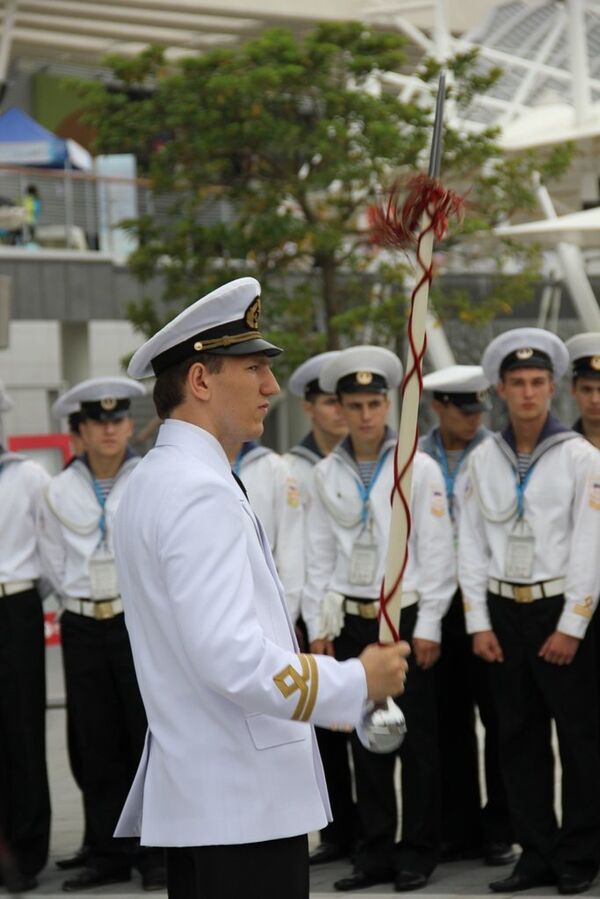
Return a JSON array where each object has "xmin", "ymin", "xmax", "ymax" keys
[{"xmin": 79, "ymin": 24, "xmax": 572, "ymax": 371}]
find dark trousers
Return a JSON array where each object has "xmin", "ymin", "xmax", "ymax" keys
[
  {"xmin": 488, "ymin": 593, "xmax": 600, "ymax": 880},
  {"xmin": 166, "ymin": 835, "xmax": 308, "ymax": 899},
  {"xmin": 0, "ymin": 588, "xmax": 50, "ymax": 877},
  {"xmin": 335, "ymin": 604, "xmax": 441, "ymax": 876},
  {"xmin": 60, "ymin": 611, "xmax": 151, "ymax": 873},
  {"xmin": 435, "ymin": 589, "xmax": 512, "ymax": 850},
  {"xmin": 314, "ymin": 726, "xmax": 356, "ymax": 850}
]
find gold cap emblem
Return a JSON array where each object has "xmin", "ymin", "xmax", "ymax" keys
[
  {"xmin": 100, "ymin": 397, "xmax": 117, "ymax": 411},
  {"xmin": 591, "ymin": 355, "xmax": 600, "ymax": 371},
  {"xmin": 515, "ymin": 347, "xmax": 534, "ymax": 360},
  {"xmin": 477, "ymin": 389, "xmax": 488, "ymax": 402},
  {"xmin": 245, "ymin": 296, "xmax": 261, "ymax": 330},
  {"xmin": 356, "ymin": 370, "xmax": 373, "ymax": 385}
]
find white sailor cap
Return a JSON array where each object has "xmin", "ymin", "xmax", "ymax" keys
[
  {"xmin": 0, "ymin": 377, "xmax": 13, "ymax": 414},
  {"xmin": 288, "ymin": 351, "xmax": 342, "ymax": 398},
  {"xmin": 320, "ymin": 345, "xmax": 403, "ymax": 395},
  {"xmin": 565, "ymin": 333, "xmax": 600, "ymax": 379},
  {"xmin": 53, "ymin": 377, "xmax": 145, "ymax": 423},
  {"xmin": 423, "ymin": 365, "xmax": 490, "ymax": 412},
  {"xmin": 481, "ymin": 328, "xmax": 569, "ymax": 384},
  {"xmin": 128, "ymin": 277, "xmax": 282, "ymax": 380}
]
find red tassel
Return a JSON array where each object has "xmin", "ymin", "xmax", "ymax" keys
[{"xmin": 368, "ymin": 174, "xmax": 465, "ymax": 249}]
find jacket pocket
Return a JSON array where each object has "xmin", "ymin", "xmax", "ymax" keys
[{"xmin": 245, "ymin": 713, "xmax": 308, "ymax": 750}]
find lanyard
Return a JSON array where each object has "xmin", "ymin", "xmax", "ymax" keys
[
  {"xmin": 515, "ymin": 463, "xmax": 537, "ymax": 520},
  {"xmin": 434, "ymin": 432, "xmax": 468, "ymax": 520},
  {"xmin": 355, "ymin": 449, "xmax": 390, "ymax": 525},
  {"xmin": 91, "ymin": 477, "xmax": 108, "ymax": 542}
]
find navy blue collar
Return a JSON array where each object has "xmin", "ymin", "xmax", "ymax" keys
[{"xmin": 500, "ymin": 414, "xmax": 570, "ymax": 453}]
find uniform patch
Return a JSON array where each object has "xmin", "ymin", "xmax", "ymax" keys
[
  {"xmin": 463, "ymin": 600, "xmax": 472, "ymax": 613},
  {"xmin": 431, "ymin": 487, "xmax": 446, "ymax": 518},
  {"xmin": 589, "ymin": 480, "xmax": 600, "ymax": 511},
  {"xmin": 286, "ymin": 479, "xmax": 300, "ymax": 508},
  {"xmin": 273, "ymin": 654, "xmax": 319, "ymax": 722},
  {"xmin": 574, "ymin": 596, "xmax": 594, "ymax": 619}
]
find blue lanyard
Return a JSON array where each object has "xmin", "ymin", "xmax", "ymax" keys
[
  {"xmin": 355, "ymin": 449, "xmax": 391, "ymax": 525},
  {"xmin": 91, "ymin": 477, "xmax": 108, "ymax": 541},
  {"xmin": 515, "ymin": 463, "xmax": 536, "ymax": 520},
  {"xmin": 434, "ymin": 433, "xmax": 468, "ymax": 520}
]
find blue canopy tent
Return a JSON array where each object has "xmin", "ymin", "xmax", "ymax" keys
[{"xmin": 0, "ymin": 107, "xmax": 92, "ymax": 170}]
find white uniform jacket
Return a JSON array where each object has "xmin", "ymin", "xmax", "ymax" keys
[
  {"xmin": 113, "ymin": 420, "xmax": 367, "ymax": 847},
  {"xmin": 0, "ymin": 451, "xmax": 50, "ymax": 581},
  {"xmin": 303, "ymin": 431, "xmax": 456, "ymax": 643},
  {"xmin": 237, "ymin": 444, "xmax": 304, "ymax": 621},
  {"xmin": 37, "ymin": 453, "xmax": 139, "ymax": 598},
  {"xmin": 458, "ymin": 417, "xmax": 600, "ymax": 638}
]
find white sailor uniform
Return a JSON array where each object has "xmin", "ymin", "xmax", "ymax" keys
[
  {"xmin": 304, "ymin": 432, "xmax": 455, "ymax": 877},
  {"xmin": 459, "ymin": 416, "xmax": 600, "ymax": 882},
  {"xmin": 0, "ymin": 449, "xmax": 51, "ymax": 879},
  {"xmin": 37, "ymin": 451, "xmax": 151, "ymax": 878}
]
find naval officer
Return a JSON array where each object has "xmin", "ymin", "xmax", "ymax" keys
[
  {"xmin": 459, "ymin": 328, "xmax": 600, "ymax": 895},
  {"xmin": 287, "ymin": 352, "xmax": 356, "ymax": 865},
  {"xmin": 303, "ymin": 346, "xmax": 456, "ymax": 893},
  {"xmin": 37, "ymin": 376, "xmax": 165, "ymax": 893},
  {"xmin": 111, "ymin": 278, "xmax": 409, "ymax": 899},
  {"xmin": 0, "ymin": 379, "xmax": 51, "ymax": 892},
  {"xmin": 419, "ymin": 366, "xmax": 514, "ymax": 867}
]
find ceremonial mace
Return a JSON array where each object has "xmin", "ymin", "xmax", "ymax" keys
[{"xmin": 357, "ymin": 71, "xmax": 464, "ymax": 753}]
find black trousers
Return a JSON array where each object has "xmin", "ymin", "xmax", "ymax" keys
[
  {"xmin": 488, "ymin": 593, "xmax": 600, "ymax": 880},
  {"xmin": 0, "ymin": 588, "xmax": 50, "ymax": 877},
  {"xmin": 60, "ymin": 611, "xmax": 151, "ymax": 873},
  {"xmin": 435, "ymin": 589, "xmax": 512, "ymax": 850},
  {"xmin": 314, "ymin": 726, "xmax": 356, "ymax": 850},
  {"xmin": 166, "ymin": 835, "xmax": 308, "ymax": 899},
  {"xmin": 335, "ymin": 604, "xmax": 441, "ymax": 876}
]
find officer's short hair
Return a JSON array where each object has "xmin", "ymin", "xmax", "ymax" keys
[{"xmin": 153, "ymin": 353, "xmax": 224, "ymax": 419}]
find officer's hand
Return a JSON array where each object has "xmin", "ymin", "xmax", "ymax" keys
[
  {"xmin": 538, "ymin": 631, "xmax": 580, "ymax": 665},
  {"xmin": 359, "ymin": 641, "xmax": 410, "ymax": 702},
  {"xmin": 310, "ymin": 639, "xmax": 335, "ymax": 657},
  {"xmin": 472, "ymin": 630, "xmax": 504, "ymax": 663},
  {"xmin": 412, "ymin": 638, "xmax": 440, "ymax": 670}
]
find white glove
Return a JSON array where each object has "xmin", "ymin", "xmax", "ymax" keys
[{"xmin": 319, "ymin": 590, "xmax": 345, "ymax": 640}]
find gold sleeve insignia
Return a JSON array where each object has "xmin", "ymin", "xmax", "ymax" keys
[
  {"xmin": 273, "ymin": 654, "xmax": 319, "ymax": 722},
  {"xmin": 574, "ymin": 596, "xmax": 594, "ymax": 619},
  {"xmin": 589, "ymin": 480, "xmax": 600, "ymax": 511}
]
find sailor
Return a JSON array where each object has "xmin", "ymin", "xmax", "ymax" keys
[
  {"xmin": 0, "ymin": 378, "xmax": 51, "ymax": 892},
  {"xmin": 419, "ymin": 366, "xmax": 514, "ymax": 866},
  {"xmin": 287, "ymin": 352, "xmax": 355, "ymax": 865},
  {"xmin": 303, "ymin": 345, "xmax": 456, "ymax": 893},
  {"xmin": 231, "ymin": 441, "xmax": 304, "ymax": 621},
  {"xmin": 566, "ymin": 333, "xmax": 600, "ymax": 450},
  {"xmin": 37, "ymin": 376, "xmax": 166, "ymax": 893},
  {"xmin": 111, "ymin": 278, "xmax": 409, "ymax": 899},
  {"xmin": 459, "ymin": 327, "xmax": 600, "ymax": 895}
]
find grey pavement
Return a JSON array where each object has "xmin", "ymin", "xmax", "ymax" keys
[{"xmin": 10, "ymin": 646, "xmax": 588, "ymax": 899}]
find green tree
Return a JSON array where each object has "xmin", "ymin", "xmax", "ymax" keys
[{"xmin": 80, "ymin": 25, "xmax": 571, "ymax": 371}]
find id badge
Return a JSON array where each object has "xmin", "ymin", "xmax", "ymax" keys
[
  {"xmin": 504, "ymin": 523, "xmax": 535, "ymax": 581},
  {"xmin": 89, "ymin": 546, "xmax": 119, "ymax": 600},
  {"xmin": 349, "ymin": 530, "xmax": 378, "ymax": 586}
]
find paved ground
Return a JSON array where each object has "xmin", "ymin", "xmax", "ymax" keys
[{"xmin": 6, "ymin": 646, "xmax": 582, "ymax": 898}]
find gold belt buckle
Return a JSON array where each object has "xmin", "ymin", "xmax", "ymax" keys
[
  {"xmin": 512, "ymin": 585, "xmax": 534, "ymax": 604},
  {"xmin": 94, "ymin": 600, "xmax": 114, "ymax": 620},
  {"xmin": 359, "ymin": 602, "xmax": 378, "ymax": 620}
]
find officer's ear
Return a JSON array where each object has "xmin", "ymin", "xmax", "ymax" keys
[{"xmin": 186, "ymin": 361, "xmax": 213, "ymax": 402}]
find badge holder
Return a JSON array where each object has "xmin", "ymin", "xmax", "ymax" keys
[
  {"xmin": 505, "ymin": 518, "xmax": 535, "ymax": 581},
  {"xmin": 349, "ymin": 523, "xmax": 379, "ymax": 587},
  {"xmin": 89, "ymin": 543, "xmax": 119, "ymax": 600}
]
